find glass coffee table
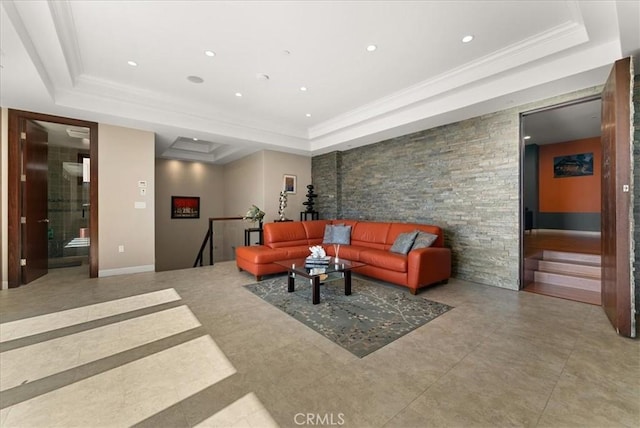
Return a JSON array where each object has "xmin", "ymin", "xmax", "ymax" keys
[{"xmin": 274, "ymin": 258, "xmax": 365, "ymax": 304}]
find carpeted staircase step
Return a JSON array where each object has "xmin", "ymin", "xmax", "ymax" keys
[
  {"xmin": 538, "ymin": 260, "xmax": 601, "ymax": 279},
  {"xmin": 542, "ymin": 250, "xmax": 601, "ymax": 265},
  {"xmin": 534, "ymin": 271, "xmax": 600, "ymax": 291}
]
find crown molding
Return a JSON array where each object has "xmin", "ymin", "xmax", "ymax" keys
[
  {"xmin": 48, "ymin": 0, "xmax": 83, "ymax": 86},
  {"xmin": 308, "ymin": 18, "xmax": 589, "ymax": 141},
  {"xmin": 309, "ymin": 39, "xmax": 619, "ymax": 153},
  {"xmin": 1, "ymin": 0, "xmax": 55, "ymax": 99}
]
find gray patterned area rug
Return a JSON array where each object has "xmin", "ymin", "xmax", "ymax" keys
[{"xmin": 244, "ymin": 276, "xmax": 453, "ymax": 358}]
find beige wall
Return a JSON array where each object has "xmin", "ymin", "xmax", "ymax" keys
[
  {"xmin": 1, "ymin": 108, "xmax": 7, "ymax": 289},
  {"xmin": 155, "ymin": 159, "xmax": 225, "ymax": 271},
  {"xmin": 0, "ymin": 112, "xmax": 314, "ymax": 276},
  {"xmin": 98, "ymin": 124, "xmax": 155, "ymax": 276},
  {"xmin": 223, "ymin": 151, "xmax": 265, "ymax": 218},
  {"xmin": 263, "ymin": 150, "xmax": 312, "ymax": 222},
  {"xmin": 221, "ymin": 149, "xmax": 312, "ymax": 224},
  {"xmin": 147, "ymin": 150, "xmax": 313, "ymax": 272}
]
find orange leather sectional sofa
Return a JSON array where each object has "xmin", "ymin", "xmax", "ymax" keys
[{"xmin": 236, "ymin": 219, "xmax": 451, "ymax": 294}]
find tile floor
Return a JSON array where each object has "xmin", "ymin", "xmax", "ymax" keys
[{"xmin": 0, "ymin": 262, "xmax": 638, "ymax": 427}]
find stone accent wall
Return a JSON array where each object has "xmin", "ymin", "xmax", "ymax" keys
[
  {"xmin": 339, "ymin": 111, "xmax": 519, "ymax": 288},
  {"xmin": 312, "ymin": 151, "xmax": 342, "ymax": 219},
  {"xmin": 313, "ymin": 86, "xmax": 603, "ymax": 290}
]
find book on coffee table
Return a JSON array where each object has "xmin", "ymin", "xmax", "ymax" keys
[{"xmin": 305, "ymin": 256, "xmax": 331, "ymax": 266}]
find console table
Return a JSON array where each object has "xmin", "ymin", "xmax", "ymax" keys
[
  {"xmin": 300, "ymin": 211, "xmax": 319, "ymax": 221},
  {"xmin": 244, "ymin": 227, "xmax": 263, "ymax": 246}
]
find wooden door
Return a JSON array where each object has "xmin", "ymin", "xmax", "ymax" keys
[
  {"xmin": 22, "ymin": 119, "xmax": 49, "ymax": 283},
  {"xmin": 601, "ymin": 57, "xmax": 634, "ymax": 338}
]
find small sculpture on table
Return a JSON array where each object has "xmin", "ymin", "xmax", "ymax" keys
[
  {"xmin": 303, "ymin": 184, "xmax": 318, "ymax": 212},
  {"xmin": 277, "ymin": 191, "xmax": 288, "ymax": 221},
  {"xmin": 243, "ymin": 205, "xmax": 265, "ymax": 227},
  {"xmin": 243, "ymin": 205, "xmax": 265, "ymax": 245}
]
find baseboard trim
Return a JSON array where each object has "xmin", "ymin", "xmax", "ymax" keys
[
  {"xmin": 1, "ymin": 280, "xmax": 7, "ymax": 290},
  {"xmin": 99, "ymin": 264, "xmax": 155, "ymax": 277}
]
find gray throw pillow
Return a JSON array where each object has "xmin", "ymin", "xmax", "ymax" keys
[
  {"xmin": 322, "ymin": 225, "xmax": 334, "ymax": 244},
  {"xmin": 411, "ymin": 231, "xmax": 438, "ymax": 250},
  {"xmin": 322, "ymin": 224, "xmax": 345, "ymax": 244},
  {"xmin": 331, "ymin": 225, "xmax": 351, "ymax": 245},
  {"xmin": 390, "ymin": 231, "xmax": 419, "ymax": 255}
]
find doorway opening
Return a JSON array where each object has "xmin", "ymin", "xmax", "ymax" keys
[
  {"xmin": 38, "ymin": 121, "xmax": 91, "ymax": 270},
  {"xmin": 520, "ymin": 97, "xmax": 602, "ymax": 305},
  {"xmin": 7, "ymin": 110, "xmax": 98, "ymax": 287}
]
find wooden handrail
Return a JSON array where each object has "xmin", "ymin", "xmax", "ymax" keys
[{"xmin": 193, "ymin": 216, "xmax": 247, "ymax": 267}]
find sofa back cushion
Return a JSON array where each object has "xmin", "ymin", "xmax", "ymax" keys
[
  {"xmin": 302, "ymin": 220, "xmax": 332, "ymax": 245},
  {"xmin": 264, "ymin": 222, "xmax": 308, "ymax": 249},
  {"xmin": 386, "ymin": 223, "xmax": 444, "ymax": 248},
  {"xmin": 351, "ymin": 222, "xmax": 391, "ymax": 250}
]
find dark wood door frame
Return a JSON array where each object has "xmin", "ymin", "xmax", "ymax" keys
[
  {"xmin": 8, "ymin": 109, "xmax": 99, "ymax": 287},
  {"xmin": 601, "ymin": 57, "xmax": 633, "ymax": 338},
  {"xmin": 23, "ymin": 120, "xmax": 49, "ymax": 283},
  {"xmin": 518, "ymin": 58, "xmax": 635, "ymax": 338}
]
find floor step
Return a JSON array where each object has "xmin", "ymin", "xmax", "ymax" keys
[
  {"xmin": 534, "ymin": 271, "xmax": 600, "ymax": 291},
  {"xmin": 542, "ymin": 250, "xmax": 600, "ymax": 265},
  {"xmin": 538, "ymin": 260, "xmax": 601, "ymax": 279},
  {"xmin": 524, "ymin": 282, "xmax": 601, "ymax": 306}
]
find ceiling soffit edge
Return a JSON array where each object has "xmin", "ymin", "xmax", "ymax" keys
[
  {"xmin": 308, "ymin": 18, "xmax": 589, "ymax": 140},
  {"xmin": 22, "ymin": 0, "xmax": 591, "ymax": 150},
  {"xmin": 308, "ymin": 42, "xmax": 617, "ymax": 153},
  {"xmin": 54, "ymin": 81, "xmax": 310, "ymax": 150},
  {"xmin": 1, "ymin": 0, "xmax": 55, "ymax": 98},
  {"xmin": 48, "ymin": 0, "xmax": 82, "ymax": 86},
  {"xmin": 65, "ymin": 73, "xmax": 309, "ymax": 142}
]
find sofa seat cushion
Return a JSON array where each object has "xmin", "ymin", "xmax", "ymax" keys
[
  {"xmin": 359, "ymin": 249, "xmax": 408, "ymax": 273},
  {"xmin": 325, "ymin": 244, "xmax": 370, "ymax": 262},
  {"xmin": 236, "ymin": 246, "xmax": 289, "ymax": 264},
  {"xmin": 284, "ymin": 245, "xmax": 314, "ymax": 259}
]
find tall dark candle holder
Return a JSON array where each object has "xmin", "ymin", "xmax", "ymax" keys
[{"xmin": 303, "ymin": 184, "xmax": 318, "ymax": 212}]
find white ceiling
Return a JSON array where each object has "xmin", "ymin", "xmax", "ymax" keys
[{"xmin": 1, "ymin": 1, "xmax": 638, "ymax": 164}]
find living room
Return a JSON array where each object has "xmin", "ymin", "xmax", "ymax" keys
[{"xmin": 1, "ymin": 1, "xmax": 639, "ymax": 426}]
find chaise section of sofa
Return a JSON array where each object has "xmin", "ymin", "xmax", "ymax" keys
[{"xmin": 235, "ymin": 219, "xmax": 451, "ymax": 294}]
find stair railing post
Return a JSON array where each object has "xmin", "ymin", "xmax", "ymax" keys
[{"xmin": 209, "ymin": 218, "xmax": 214, "ymax": 265}]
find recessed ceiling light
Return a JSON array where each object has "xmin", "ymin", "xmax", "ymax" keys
[
  {"xmin": 524, "ymin": 135, "xmax": 531, "ymax": 140},
  {"xmin": 127, "ymin": 60, "xmax": 138, "ymax": 67},
  {"xmin": 187, "ymin": 75, "xmax": 204, "ymax": 83},
  {"xmin": 305, "ymin": 113, "xmax": 312, "ymax": 117},
  {"xmin": 366, "ymin": 44, "xmax": 377, "ymax": 52},
  {"xmin": 256, "ymin": 73, "xmax": 270, "ymax": 81},
  {"xmin": 193, "ymin": 138, "xmax": 198, "ymax": 141},
  {"xmin": 300, "ymin": 86, "xmax": 307, "ymax": 92},
  {"xmin": 462, "ymin": 35, "xmax": 474, "ymax": 43},
  {"xmin": 204, "ymin": 50, "xmax": 216, "ymax": 57},
  {"xmin": 283, "ymin": 50, "xmax": 291, "ymax": 55},
  {"xmin": 235, "ymin": 92, "xmax": 242, "ymax": 97}
]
